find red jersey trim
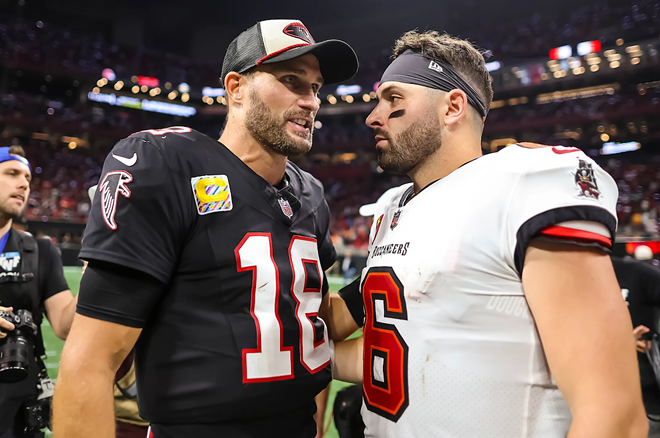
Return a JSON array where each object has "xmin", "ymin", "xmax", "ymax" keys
[{"xmin": 539, "ymin": 225, "xmax": 612, "ymax": 249}]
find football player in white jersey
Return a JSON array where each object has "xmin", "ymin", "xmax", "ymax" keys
[{"xmin": 327, "ymin": 30, "xmax": 646, "ymax": 438}]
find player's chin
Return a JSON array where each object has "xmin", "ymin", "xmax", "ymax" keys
[
  {"xmin": 0, "ymin": 204, "xmax": 23, "ymax": 218},
  {"xmin": 288, "ymin": 133, "xmax": 313, "ymax": 153}
]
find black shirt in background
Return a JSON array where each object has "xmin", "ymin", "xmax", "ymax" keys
[{"xmin": 612, "ymin": 256, "xmax": 660, "ymax": 415}]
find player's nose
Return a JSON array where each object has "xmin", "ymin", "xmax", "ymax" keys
[
  {"xmin": 366, "ymin": 106, "xmax": 384, "ymax": 128},
  {"xmin": 298, "ymin": 90, "xmax": 320, "ymax": 114}
]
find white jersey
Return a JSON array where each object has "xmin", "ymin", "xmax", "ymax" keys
[{"xmin": 360, "ymin": 144, "xmax": 618, "ymax": 438}]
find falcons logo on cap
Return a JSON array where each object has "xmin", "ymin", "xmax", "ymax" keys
[
  {"xmin": 99, "ymin": 170, "xmax": 132, "ymax": 230},
  {"xmin": 284, "ymin": 22, "xmax": 315, "ymax": 44}
]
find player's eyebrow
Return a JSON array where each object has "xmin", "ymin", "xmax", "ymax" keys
[
  {"xmin": 378, "ymin": 84, "xmax": 405, "ymax": 98},
  {"xmin": 283, "ymin": 68, "xmax": 324, "ymax": 86}
]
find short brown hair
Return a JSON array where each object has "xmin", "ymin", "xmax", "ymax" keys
[
  {"xmin": 8, "ymin": 145, "xmax": 26, "ymax": 158},
  {"xmin": 392, "ymin": 31, "xmax": 493, "ymax": 122}
]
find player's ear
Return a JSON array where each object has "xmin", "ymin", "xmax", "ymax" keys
[
  {"xmin": 224, "ymin": 72, "xmax": 246, "ymax": 108},
  {"xmin": 443, "ymin": 89, "xmax": 468, "ymax": 127}
]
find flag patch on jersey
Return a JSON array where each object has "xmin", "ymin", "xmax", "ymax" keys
[
  {"xmin": 191, "ymin": 175, "xmax": 233, "ymax": 215},
  {"xmin": 372, "ymin": 214, "xmax": 384, "ymax": 244}
]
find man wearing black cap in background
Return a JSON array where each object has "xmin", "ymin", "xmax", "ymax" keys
[
  {"xmin": 328, "ymin": 30, "xmax": 645, "ymax": 438},
  {"xmin": 53, "ymin": 20, "xmax": 358, "ymax": 438}
]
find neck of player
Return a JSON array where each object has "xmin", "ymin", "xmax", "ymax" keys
[
  {"xmin": 219, "ymin": 124, "xmax": 288, "ymax": 187},
  {"xmin": 0, "ymin": 214, "xmax": 12, "ymax": 237},
  {"xmin": 409, "ymin": 132, "xmax": 482, "ymax": 195}
]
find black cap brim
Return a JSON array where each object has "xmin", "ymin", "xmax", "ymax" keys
[{"xmin": 261, "ymin": 39, "xmax": 359, "ymax": 85}]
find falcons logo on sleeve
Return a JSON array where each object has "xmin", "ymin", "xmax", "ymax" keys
[{"xmin": 99, "ymin": 170, "xmax": 133, "ymax": 230}]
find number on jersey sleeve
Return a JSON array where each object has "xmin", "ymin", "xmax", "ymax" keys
[{"xmin": 362, "ymin": 267, "xmax": 410, "ymax": 422}]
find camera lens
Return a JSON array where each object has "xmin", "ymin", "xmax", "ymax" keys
[{"xmin": 0, "ymin": 333, "xmax": 30, "ymax": 383}]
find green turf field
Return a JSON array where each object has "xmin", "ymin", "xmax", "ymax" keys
[{"xmin": 43, "ymin": 268, "xmax": 356, "ymax": 438}]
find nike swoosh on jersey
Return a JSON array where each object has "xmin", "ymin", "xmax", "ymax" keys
[{"xmin": 112, "ymin": 153, "xmax": 138, "ymax": 167}]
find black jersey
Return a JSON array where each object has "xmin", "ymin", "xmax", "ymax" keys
[
  {"xmin": 78, "ymin": 127, "xmax": 336, "ymax": 427},
  {"xmin": 611, "ymin": 256, "xmax": 660, "ymax": 415}
]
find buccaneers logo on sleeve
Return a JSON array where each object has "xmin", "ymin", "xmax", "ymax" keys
[
  {"xmin": 99, "ymin": 170, "xmax": 133, "ymax": 230},
  {"xmin": 574, "ymin": 159, "xmax": 600, "ymax": 199}
]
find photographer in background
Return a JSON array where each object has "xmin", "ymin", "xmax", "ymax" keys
[
  {"xmin": 0, "ymin": 146, "xmax": 77, "ymax": 438},
  {"xmin": 612, "ymin": 251, "xmax": 660, "ymax": 438}
]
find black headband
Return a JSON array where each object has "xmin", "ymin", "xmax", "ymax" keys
[{"xmin": 380, "ymin": 50, "xmax": 488, "ymax": 119}]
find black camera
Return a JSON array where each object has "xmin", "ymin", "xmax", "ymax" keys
[{"xmin": 0, "ymin": 309, "xmax": 38, "ymax": 383}]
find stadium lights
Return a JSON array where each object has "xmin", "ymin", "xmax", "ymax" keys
[
  {"xmin": 132, "ymin": 85, "xmax": 140, "ymax": 94},
  {"xmin": 96, "ymin": 78, "xmax": 108, "ymax": 87},
  {"xmin": 202, "ymin": 87, "xmax": 225, "ymax": 97},
  {"xmin": 102, "ymin": 68, "xmax": 116, "ymax": 81},
  {"xmin": 131, "ymin": 76, "xmax": 138, "ymax": 83},
  {"xmin": 536, "ymin": 83, "xmax": 619, "ymax": 104},
  {"xmin": 92, "ymin": 87, "xmax": 100, "ymax": 94},
  {"xmin": 549, "ymin": 45, "xmax": 572, "ymax": 60},
  {"xmin": 362, "ymin": 94, "xmax": 371, "ymax": 102},
  {"xmin": 68, "ymin": 142, "xmax": 77, "ymax": 150},
  {"xmin": 336, "ymin": 84, "xmax": 361, "ymax": 95},
  {"xmin": 87, "ymin": 91, "xmax": 196, "ymax": 117},
  {"xmin": 178, "ymin": 83, "xmax": 190, "ymax": 93},
  {"xmin": 138, "ymin": 76, "xmax": 159, "ymax": 88},
  {"xmin": 164, "ymin": 82, "xmax": 172, "ymax": 90},
  {"xmin": 577, "ymin": 40, "xmax": 601, "ymax": 56},
  {"xmin": 485, "ymin": 61, "xmax": 501, "ymax": 72},
  {"xmin": 610, "ymin": 61, "xmax": 621, "ymax": 69},
  {"xmin": 314, "ymin": 120, "xmax": 322, "ymax": 129},
  {"xmin": 632, "ymin": 58, "xmax": 641, "ymax": 65},
  {"xmin": 141, "ymin": 85, "xmax": 149, "ymax": 93},
  {"xmin": 181, "ymin": 93, "xmax": 190, "ymax": 103},
  {"xmin": 114, "ymin": 81, "xmax": 124, "ymax": 91},
  {"xmin": 590, "ymin": 64, "xmax": 600, "ymax": 72},
  {"xmin": 616, "ymin": 38, "xmax": 624, "ymax": 46},
  {"xmin": 346, "ymin": 95, "xmax": 354, "ymax": 103},
  {"xmin": 168, "ymin": 91, "xmax": 178, "ymax": 100},
  {"xmin": 600, "ymin": 142, "xmax": 640, "ymax": 155},
  {"xmin": 327, "ymin": 95, "xmax": 337, "ymax": 105}
]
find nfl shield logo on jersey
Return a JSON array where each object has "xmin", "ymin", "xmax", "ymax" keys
[
  {"xmin": 278, "ymin": 197, "xmax": 294, "ymax": 218},
  {"xmin": 390, "ymin": 210, "xmax": 401, "ymax": 230},
  {"xmin": 0, "ymin": 252, "xmax": 20, "ymax": 272}
]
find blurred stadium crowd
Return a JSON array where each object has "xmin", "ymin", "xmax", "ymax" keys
[{"xmin": 0, "ymin": 0, "xmax": 659, "ymax": 249}]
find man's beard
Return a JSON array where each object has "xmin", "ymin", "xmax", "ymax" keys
[
  {"xmin": 376, "ymin": 111, "xmax": 443, "ymax": 175},
  {"xmin": 0, "ymin": 202, "xmax": 23, "ymax": 222},
  {"xmin": 244, "ymin": 89, "xmax": 314, "ymax": 156}
]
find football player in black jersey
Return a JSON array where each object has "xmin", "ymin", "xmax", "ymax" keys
[{"xmin": 53, "ymin": 19, "xmax": 358, "ymax": 438}]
